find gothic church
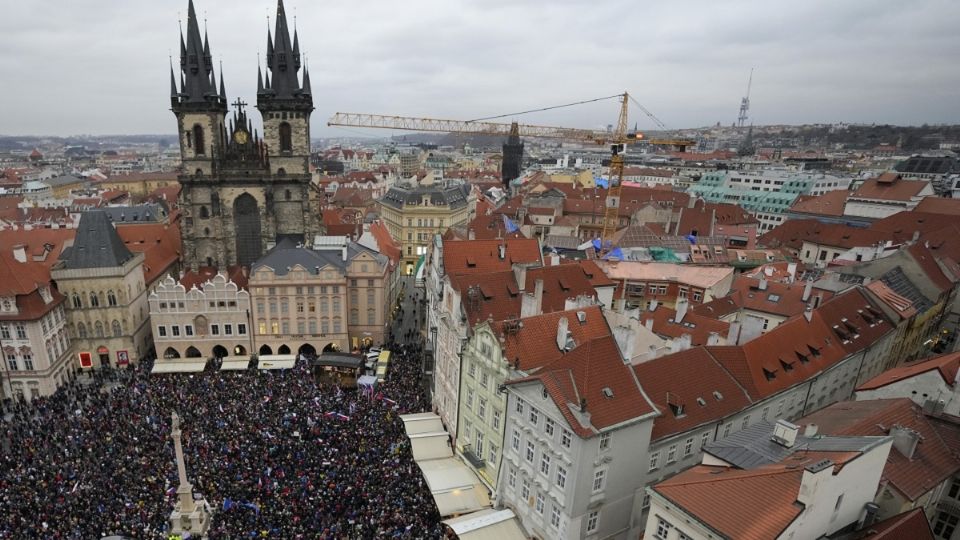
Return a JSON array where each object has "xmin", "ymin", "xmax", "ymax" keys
[{"xmin": 171, "ymin": 0, "xmax": 322, "ymax": 269}]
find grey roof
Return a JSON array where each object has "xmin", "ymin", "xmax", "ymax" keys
[
  {"xmin": 880, "ymin": 266, "xmax": 933, "ymax": 313},
  {"xmin": 252, "ymin": 237, "xmax": 387, "ymax": 276},
  {"xmin": 44, "ymin": 174, "xmax": 87, "ymax": 188},
  {"xmin": 705, "ymin": 420, "xmax": 889, "ymax": 470},
  {"xmin": 101, "ymin": 204, "xmax": 166, "ymax": 223},
  {"xmin": 544, "ymin": 234, "xmax": 583, "ymax": 250},
  {"xmin": 379, "ymin": 183, "xmax": 472, "ymax": 210},
  {"xmin": 894, "ymin": 155, "xmax": 959, "ymax": 175},
  {"xmin": 59, "ymin": 211, "xmax": 134, "ymax": 269}
]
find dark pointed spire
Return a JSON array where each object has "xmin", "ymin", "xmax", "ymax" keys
[
  {"xmin": 170, "ymin": 58, "xmax": 178, "ymax": 97},
  {"xmin": 259, "ymin": 0, "xmax": 307, "ymax": 102},
  {"xmin": 302, "ymin": 62, "xmax": 312, "ymax": 96},
  {"xmin": 219, "ymin": 62, "xmax": 226, "ymax": 100},
  {"xmin": 177, "ymin": 0, "xmax": 221, "ymax": 106},
  {"xmin": 257, "ymin": 63, "xmax": 264, "ymax": 93}
]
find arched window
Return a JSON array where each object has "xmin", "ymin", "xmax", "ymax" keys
[
  {"xmin": 94, "ymin": 321, "xmax": 104, "ymax": 338},
  {"xmin": 72, "ymin": 294, "xmax": 82, "ymax": 309},
  {"xmin": 279, "ymin": 122, "xmax": 292, "ymax": 152},
  {"xmin": 199, "ymin": 206, "xmax": 209, "ymax": 219},
  {"xmin": 111, "ymin": 320, "xmax": 122, "ymax": 337},
  {"xmin": 193, "ymin": 125, "xmax": 205, "ymax": 155},
  {"xmin": 77, "ymin": 322, "xmax": 87, "ymax": 339},
  {"xmin": 107, "ymin": 291, "xmax": 117, "ymax": 307},
  {"xmin": 204, "ymin": 227, "xmax": 210, "ymax": 236},
  {"xmin": 285, "ymin": 189, "xmax": 292, "ymax": 201},
  {"xmin": 89, "ymin": 292, "xmax": 99, "ymax": 308},
  {"xmin": 276, "ymin": 168, "xmax": 286, "ymax": 176}
]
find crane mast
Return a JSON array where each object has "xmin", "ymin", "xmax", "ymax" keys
[{"xmin": 600, "ymin": 92, "xmax": 630, "ymax": 251}]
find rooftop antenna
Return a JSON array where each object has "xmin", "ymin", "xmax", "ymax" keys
[{"xmin": 737, "ymin": 68, "xmax": 754, "ymax": 129}]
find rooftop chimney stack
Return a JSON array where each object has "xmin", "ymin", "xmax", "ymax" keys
[
  {"xmin": 772, "ymin": 419, "xmax": 800, "ymax": 448},
  {"xmin": 802, "ymin": 280, "xmax": 813, "ymax": 302},
  {"xmin": 12, "ymin": 244, "xmax": 26, "ymax": 263},
  {"xmin": 890, "ymin": 425, "xmax": 920, "ymax": 459},
  {"xmin": 675, "ymin": 297, "xmax": 689, "ymax": 324}
]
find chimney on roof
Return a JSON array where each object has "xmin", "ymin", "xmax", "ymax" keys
[
  {"xmin": 521, "ymin": 278, "xmax": 544, "ymax": 318},
  {"xmin": 856, "ymin": 503, "xmax": 881, "ymax": 531},
  {"xmin": 498, "ymin": 243, "xmax": 506, "ymax": 260},
  {"xmin": 772, "ymin": 419, "xmax": 800, "ymax": 448},
  {"xmin": 648, "ymin": 299, "xmax": 658, "ymax": 312},
  {"xmin": 12, "ymin": 244, "xmax": 26, "ymax": 263},
  {"xmin": 804, "ymin": 423, "xmax": 819, "ymax": 437},
  {"xmin": 675, "ymin": 297, "xmax": 689, "ymax": 324},
  {"xmin": 758, "ymin": 276, "xmax": 768, "ymax": 291},
  {"xmin": 889, "ymin": 425, "xmax": 920, "ymax": 459},
  {"xmin": 802, "ymin": 280, "xmax": 813, "ymax": 302},
  {"xmin": 803, "ymin": 304, "xmax": 814, "ymax": 322},
  {"xmin": 512, "ymin": 263, "xmax": 527, "ymax": 291},
  {"xmin": 644, "ymin": 318, "xmax": 654, "ymax": 331},
  {"xmin": 798, "ymin": 459, "xmax": 836, "ymax": 507},
  {"xmin": 468, "ymin": 228, "xmax": 475, "ymax": 240},
  {"xmin": 912, "ymin": 230, "xmax": 920, "ymax": 244},
  {"xmin": 556, "ymin": 316, "xmax": 573, "ymax": 352},
  {"xmin": 707, "ymin": 332, "xmax": 722, "ymax": 346},
  {"xmin": 787, "ymin": 262, "xmax": 797, "ymax": 282}
]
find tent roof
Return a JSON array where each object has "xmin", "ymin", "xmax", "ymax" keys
[
  {"xmin": 258, "ymin": 355, "xmax": 296, "ymax": 369},
  {"xmin": 443, "ymin": 509, "xmax": 527, "ymax": 540},
  {"xmin": 220, "ymin": 357, "xmax": 250, "ymax": 371},
  {"xmin": 151, "ymin": 361, "xmax": 206, "ymax": 374},
  {"xmin": 418, "ymin": 457, "xmax": 491, "ymax": 517}
]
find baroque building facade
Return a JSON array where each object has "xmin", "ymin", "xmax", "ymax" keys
[{"xmin": 172, "ymin": 0, "xmax": 322, "ymax": 270}]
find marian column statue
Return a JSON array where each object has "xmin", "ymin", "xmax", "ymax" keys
[{"xmin": 169, "ymin": 411, "xmax": 212, "ymax": 538}]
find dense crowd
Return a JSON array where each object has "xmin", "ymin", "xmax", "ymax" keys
[{"xmin": 0, "ymin": 335, "xmax": 449, "ymax": 538}]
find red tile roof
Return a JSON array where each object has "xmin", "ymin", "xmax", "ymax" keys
[
  {"xmin": 857, "ymin": 352, "xmax": 960, "ymax": 391},
  {"xmin": 493, "ymin": 305, "xmax": 610, "ymax": 371},
  {"xmin": 692, "ymin": 276, "xmax": 833, "ymax": 320},
  {"xmin": 0, "ymin": 228, "xmax": 76, "ymax": 270},
  {"xmin": 638, "ymin": 304, "xmax": 731, "ymax": 346},
  {"xmin": 116, "ymin": 221, "xmax": 182, "ymax": 285},
  {"xmin": 852, "ymin": 174, "xmax": 931, "ymax": 202},
  {"xmin": 707, "ymin": 309, "xmax": 849, "ymax": 400},
  {"xmin": 788, "ymin": 189, "xmax": 849, "ymax": 217},
  {"xmin": 654, "ymin": 463, "xmax": 807, "ymax": 540},
  {"xmin": 441, "ymin": 238, "xmax": 541, "ymax": 277},
  {"xmin": 871, "ymin": 211, "xmax": 957, "ymax": 243},
  {"xmin": 508, "ymin": 335, "xmax": 658, "ymax": 437},
  {"xmin": 864, "ymin": 280, "xmax": 918, "ymax": 320},
  {"xmin": 853, "ymin": 508, "xmax": 935, "ymax": 540},
  {"xmin": 369, "ymin": 220, "xmax": 401, "ymax": 266},
  {"xmin": 914, "ymin": 197, "xmax": 960, "ymax": 216},
  {"xmin": 633, "ymin": 347, "xmax": 753, "ymax": 441},
  {"xmin": 0, "ymin": 253, "xmax": 63, "ymax": 320},
  {"xmin": 814, "ymin": 287, "xmax": 895, "ymax": 356},
  {"xmin": 800, "ymin": 398, "xmax": 960, "ymax": 501}
]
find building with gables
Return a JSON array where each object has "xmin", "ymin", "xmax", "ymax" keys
[{"xmin": 52, "ymin": 211, "xmax": 152, "ymax": 369}]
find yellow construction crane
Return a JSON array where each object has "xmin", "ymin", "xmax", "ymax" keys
[{"xmin": 327, "ymin": 92, "xmax": 692, "ymax": 253}]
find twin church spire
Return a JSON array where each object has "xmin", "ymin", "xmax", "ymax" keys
[{"xmin": 171, "ymin": 0, "xmax": 312, "ymax": 112}]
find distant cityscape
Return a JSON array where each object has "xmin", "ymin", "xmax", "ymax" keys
[{"xmin": 2, "ymin": 0, "xmax": 960, "ymax": 539}]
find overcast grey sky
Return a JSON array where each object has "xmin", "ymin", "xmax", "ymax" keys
[{"xmin": 2, "ymin": 0, "xmax": 959, "ymax": 136}]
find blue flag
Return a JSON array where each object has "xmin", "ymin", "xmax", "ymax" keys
[{"xmin": 503, "ymin": 214, "xmax": 519, "ymax": 233}]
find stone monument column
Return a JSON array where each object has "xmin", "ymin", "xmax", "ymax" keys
[{"xmin": 169, "ymin": 411, "xmax": 211, "ymax": 537}]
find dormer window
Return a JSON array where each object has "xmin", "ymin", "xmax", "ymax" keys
[{"xmin": 763, "ymin": 367, "xmax": 777, "ymax": 381}]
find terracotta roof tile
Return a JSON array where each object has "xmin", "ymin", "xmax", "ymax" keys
[
  {"xmin": 442, "ymin": 238, "xmax": 541, "ymax": 277},
  {"xmin": 493, "ymin": 305, "xmax": 609, "ymax": 371},
  {"xmin": 852, "ymin": 508, "xmax": 934, "ymax": 540},
  {"xmin": 788, "ymin": 189, "xmax": 849, "ymax": 217},
  {"xmin": 508, "ymin": 336, "xmax": 658, "ymax": 437},
  {"xmin": 633, "ymin": 348, "xmax": 753, "ymax": 441},
  {"xmin": 857, "ymin": 351, "xmax": 960, "ymax": 391},
  {"xmin": 914, "ymin": 197, "xmax": 960, "ymax": 216},
  {"xmin": 654, "ymin": 464, "xmax": 805, "ymax": 539},
  {"xmin": 116, "ymin": 221, "xmax": 182, "ymax": 285},
  {"xmin": 864, "ymin": 280, "xmax": 918, "ymax": 319},
  {"xmin": 852, "ymin": 175, "xmax": 931, "ymax": 202},
  {"xmin": 799, "ymin": 398, "xmax": 960, "ymax": 501},
  {"xmin": 638, "ymin": 305, "xmax": 730, "ymax": 346}
]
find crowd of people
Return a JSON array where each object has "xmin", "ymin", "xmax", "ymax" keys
[{"xmin": 0, "ymin": 330, "xmax": 452, "ymax": 538}]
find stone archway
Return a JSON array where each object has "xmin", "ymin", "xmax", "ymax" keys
[
  {"xmin": 185, "ymin": 346, "xmax": 202, "ymax": 358},
  {"xmin": 212, "ymin": 345, "xmax": 228, "ymax": 359},
  {"xmin": 164, "ymin": 347, "xmax": 180, "ymax": 359},
  {"xmin": 259, "ymin": 344, "xmax": 273, "ymax": 356},
  {"xmin": 234, "ymin": 193, "xmax": 262, "ymax": 267},
  {"xmin": 298, "ymin": 343, "xmax": 316, "ymax": 357},
  {"xmin": 322, "ymin": 342, "xmax": 341, "ymax": 353},
  {"xmin": 278, "ymin": 344, "xmax": 291, "ymax": 355}
]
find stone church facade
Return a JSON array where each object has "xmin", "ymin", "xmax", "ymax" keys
[{"xmin": 171, "ymin": 0, "xmax": 322, "ymax": 270}]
